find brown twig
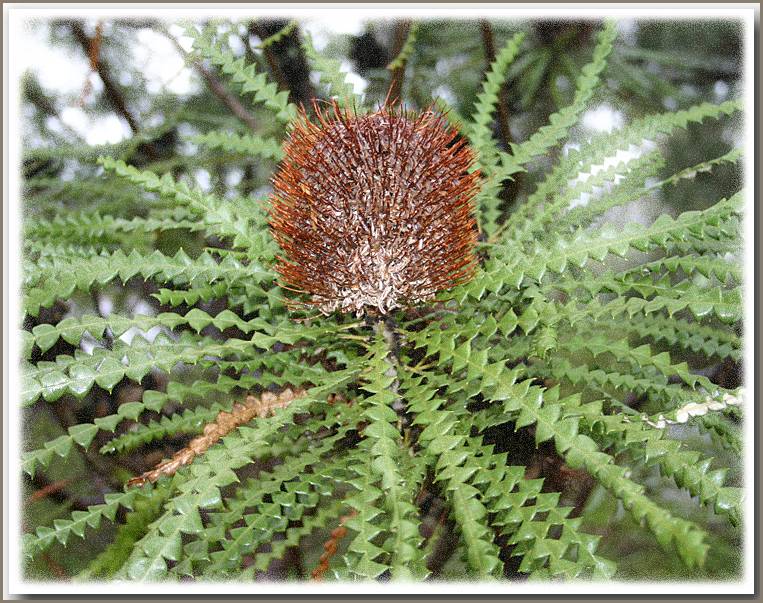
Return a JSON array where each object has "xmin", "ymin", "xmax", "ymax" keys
[
  {"xmin": 26, "ymin": 473, "xmax": 97, "ymax": 511},
  {"xmin": 127, "ymin": 388, "xmax": 305, "ymax": 487},
  {"xmin": 22, "ymin": 73, "xmax": 83, "ymax": 142},
  {"xmin": 310, "ymin": 509, "xmax": 357, "ymax": 580},
  {"xmin": 69, "ymin": 21, "xmax": 140, "ymax": 135},
  {"xmin": 26, "ymin": 479, "xmax": 72, "ymax": 505},
  {"xmin": 159, "ymin": 27, "xmax": 259, "ymax": 133},
  {"xmin": 78, "ymin": 20, "xmax": 103, "ymax": 107},
  {"xmin": 68, "ymin": 20, "xmax": 161, "ymax": 161}
]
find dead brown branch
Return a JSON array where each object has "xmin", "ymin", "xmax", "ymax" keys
[{"xmin": 127, "ymin": 388, "xmax": 305, "ymax": 488}]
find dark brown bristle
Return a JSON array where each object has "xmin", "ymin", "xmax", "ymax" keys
[{"xmin": 268, "ymin": 100, "xmax": 480, "ymax": 316}]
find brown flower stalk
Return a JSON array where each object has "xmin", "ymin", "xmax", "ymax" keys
[
  {"xmin": 269, "ymin": 101, "xmax": 480, "ymax": 316},
  {"xmin": 127, "ymin": 388, "xmax": 305, "ymax": 488}
]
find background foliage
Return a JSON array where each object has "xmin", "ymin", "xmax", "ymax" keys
[{"xmin": 19, "ymin": 15, "xmax": 744, "ymax": 582}]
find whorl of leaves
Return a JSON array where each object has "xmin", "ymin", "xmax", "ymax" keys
[{"xmin": 269, "ymin": 101, "xmax": 480, "ymax": 316}]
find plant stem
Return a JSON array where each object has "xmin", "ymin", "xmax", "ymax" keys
[
  {"xmin": 68, "ymin": 21, "xmax": 141, "ymax": 136},
  {"xmin": 374, "ymin": 316, "xmax": 406, "ymax": 417},
  {"xmin": 388, "ymin": 20, "xmax": 412, "ymax": 104}
]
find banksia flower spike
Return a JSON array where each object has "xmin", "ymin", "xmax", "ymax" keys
[{"xmin": 269, "ymin": 101, "xmax": 480, "ymax": 316}]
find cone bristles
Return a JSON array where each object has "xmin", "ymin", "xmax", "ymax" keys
[{"xmin": 269, "ymin": 101, "xmax": 480, "ymax": 316}]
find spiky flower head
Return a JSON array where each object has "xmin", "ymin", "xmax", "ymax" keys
[{"xmin": 269, "ymin": 101, "xmax": 480, "ymax": 316}]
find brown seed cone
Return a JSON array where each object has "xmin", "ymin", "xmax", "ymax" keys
[{"xmin": 269, "ymin": 101, "xmax": 480, "ymax": 316}]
